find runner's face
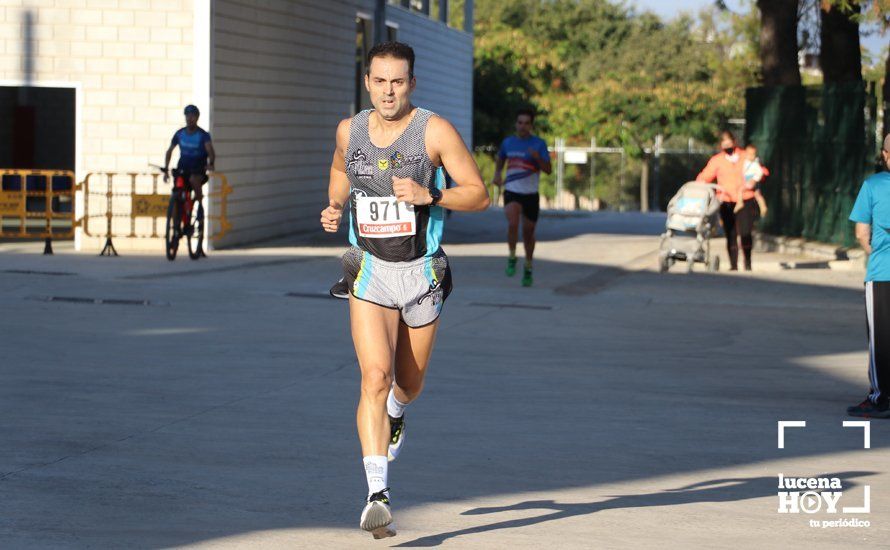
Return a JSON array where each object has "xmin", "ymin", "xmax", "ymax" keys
[
  {"xmin": 185, "ymin": 113, "xmax": 198, "ymax": 127},
  {"xmin": 883, "ymin": 149, "xmax": 890, "ymax": 169},
  {"xmin": 366, "ymin": 56, "xmax": 415, "ymax": 120},
  {"xmin": 515, "ymin": 115, "xmax": 533, "ymax": 137},
  {"xmin": 720, "ymin": 136, "xmax": 735, "ymax": 151}
]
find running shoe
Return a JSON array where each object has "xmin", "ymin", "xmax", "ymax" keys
[
  {"xmin": 330, "ymin": 277, "xmax": 349, "ymax": 299},
  {"xmin": 388, "ymin": 414, "xmax": 405, "ymax": 462},
  {"xmin": 847, "ymin": 398, "xmax": 890, "ymax": 418},
  {"xmin": 506, "ymin": 256, "xmax": 517, "ymax": 277},
  {"xmin": 360, "ymin": 488, "xmax": 396, "ymax": 539},
  {"xmin": 521, "ymin": 266, "xmax": 533, "ymax": 287}
]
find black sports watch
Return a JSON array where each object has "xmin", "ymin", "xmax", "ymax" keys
[{"xmin": 428, "ymin": 187, "xmax": 443, "ymax": 206}]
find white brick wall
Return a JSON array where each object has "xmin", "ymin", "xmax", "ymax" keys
[{"xmin": 0, "ymin": 0, "xmax": 197, "ymax": 178}]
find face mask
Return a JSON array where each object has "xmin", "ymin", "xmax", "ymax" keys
[{"xmin": 724, "ymin": 147, "xmax": 735, "ymax": 155}]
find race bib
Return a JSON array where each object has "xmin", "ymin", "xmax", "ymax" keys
[{"xmin": 356, "ymin": 196, "xmax": 416, "ymax": 238}]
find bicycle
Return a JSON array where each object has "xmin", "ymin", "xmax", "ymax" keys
[{"xmin": 152, "ymin": 165, "xmax": 205, "ymax": 261}]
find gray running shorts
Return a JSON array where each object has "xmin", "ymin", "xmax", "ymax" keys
[{"xmin": 341, "ymin": 247, "xmax": 452, "ymax": 328}]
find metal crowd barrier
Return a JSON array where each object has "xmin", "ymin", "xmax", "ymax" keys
[
  {"xmin": 79, "ymin": 171, "xmax": 232, "ymax": 256},
  {"xmin": 0, "ymin": 169, "xmax": 77, "ymax": 254}
]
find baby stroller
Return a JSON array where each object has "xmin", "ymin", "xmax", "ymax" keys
[{"xmin": 658, "ymin": 182, "xmax": 721, "ymax": 273}]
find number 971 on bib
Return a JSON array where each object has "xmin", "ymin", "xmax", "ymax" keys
[{"xmin": 356, "ymin": 196, "xmax": 416, "ymax": 238}]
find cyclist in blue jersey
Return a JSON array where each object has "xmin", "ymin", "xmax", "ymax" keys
[
  {"xmin": 163, "ymin": 105, "xmax": 215, "ymax": 201},
  {"xmin": 492, "ymin": 108, "xmax": 551, "ymax": 287}
]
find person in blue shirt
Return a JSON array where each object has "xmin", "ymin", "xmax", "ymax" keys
[
  {"xmin": 492, "ymin": 108, "xmax": 551, "ymax": 287},
  {"xmin": 848, "ymin": 133, "xmax": 890, "ymax": 418},
  {"xmin": 163, "ymin": 105, "xmax": 215, "ymax": 202}
]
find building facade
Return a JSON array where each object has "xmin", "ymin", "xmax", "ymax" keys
[{"xmin": 0, "ymin": 0, "xmax": 474, "ymax": 249}]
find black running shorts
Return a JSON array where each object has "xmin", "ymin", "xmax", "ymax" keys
[{"xmin": 504, "ymin": 191, "xmax": 540, "ymax": 222}]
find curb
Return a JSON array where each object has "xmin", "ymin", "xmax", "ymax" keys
[{"xmin": 754, "ymin": 233, "xmax": 866, "ymax": 270}]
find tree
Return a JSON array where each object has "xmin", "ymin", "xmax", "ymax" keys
[
  {"xmin": 756, "ymin": 0, "xmax": 802, "ymax": 85},
  {"xmin": 472, "ymin": 0, "xmax": 765, "ymax": 207},
  {"xmin": 824, "ymin": 0, "xmax": 890, "ymax": 133},
  {"xmin": 820, "ymin": 1, "xmax": 863, "ymax": 81},
  {"xmin": 474, "ymin": 0, "xmax": 751, "ymax": 145}
]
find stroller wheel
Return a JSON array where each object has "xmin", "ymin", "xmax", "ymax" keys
[{"xmin": 708, "ymin": 255, "xmax": 720, "ymax": 272}]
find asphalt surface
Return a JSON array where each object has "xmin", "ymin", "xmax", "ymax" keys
[{"xmin": 0, "ymin": 209, "xmax": 885, "ymax": 549}]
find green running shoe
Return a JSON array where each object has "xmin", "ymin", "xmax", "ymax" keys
[
  {"xmin": 387, "ymin": 414, "xmax": 405, "ymax": 462},
  {"xmin": 521, "ymin": 266, "xmax": 533, "ymax": 287},
  {"xmin": 506, "ymin": 256, "xmax": 517, "ymax": 277}
]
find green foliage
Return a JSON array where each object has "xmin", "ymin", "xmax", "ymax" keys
[{"xmin": 473, "ymin": 0, "xmax": 760, "ymax": 155}]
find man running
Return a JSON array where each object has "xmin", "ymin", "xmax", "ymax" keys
[
  {"xmin": 847, "ymin": 134, "xmax": 890, "ymax": 418},
  {"xmin": 163, "ymin": 105, "xmax": 215, "ymax": 202},
  {"xmin": 491, "ymin": 108, "xmax": 551, "ymax": 287},
  {"xmin": 319, "ymin": 41, "xmax": 489, "ymax": 538}
]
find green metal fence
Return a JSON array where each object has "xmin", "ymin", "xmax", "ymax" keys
[{"xmin": 745, "ymin": 82, "xmax": 880, "ymax": 247}]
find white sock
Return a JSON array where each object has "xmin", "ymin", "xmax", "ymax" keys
[
  {"xmin": 363, "ymin": 455, "xmax": 388, "ymax": 497},
  {"xmin": 386, "ymin": 387, "xmax": 408, "ymax": 419}
]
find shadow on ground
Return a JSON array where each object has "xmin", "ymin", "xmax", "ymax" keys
[
  {"xmin": 396, "ymin": 472, "xmax": 876, "ymax": 547},
  {"xmin": 0, "ymin": 210, "xmax": 880, "ymax": 548}
]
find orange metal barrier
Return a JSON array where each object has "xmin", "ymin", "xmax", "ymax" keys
[
  {"xmin": 0, "ymin": 169, "xmax": 77, "ymax": 253},
  {"xmin": 79, "ymin": 172, "xmax": 232, "ymax": 255}
]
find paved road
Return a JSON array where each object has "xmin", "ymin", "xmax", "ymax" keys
[{"xmin": 0, "ymin": 210, "xmax": 885, "ymax": 548}]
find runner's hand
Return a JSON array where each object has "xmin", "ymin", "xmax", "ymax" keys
[
  {"xmin": 163, "ymin": 168, "xmax": 169, "ymax": 183},
  {"xmin": 492, "ymin": 172, "xmax": 503, "ymax": 187},
  {"xmin": 392, "ymin": 176, "xmax": 431, "ymax": 205},
  {"xmin": 320, "ymin": 199, "xmax": 343, "ymax": 232}
]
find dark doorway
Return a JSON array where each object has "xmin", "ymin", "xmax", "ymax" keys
[{"xmin": 0, "ymin": 86, "xmax": 75, "ymax": 171}]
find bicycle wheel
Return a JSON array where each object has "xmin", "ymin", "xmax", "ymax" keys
[
  {"xmin": 187, "ymin": 199, "xmax": 205, "ymax": 260},
  {"xmin": 165, "ymin": 196, "xmax": 181, "ymax": 261}
]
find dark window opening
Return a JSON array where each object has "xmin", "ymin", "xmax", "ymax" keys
[
  {"xmin": 0, "ymin": 86, "xmax": 76, "ymax": 224},
  {"xmin": 355, "ymin": 17, "xmax": 373, "ymax": 115},
  {"xmin": 355, "ymin": 17, "xmax": 400, "ymax": 115},
  {"xmin": 0, "ymin": 86, "xmax": 75, "ymax": 171}
]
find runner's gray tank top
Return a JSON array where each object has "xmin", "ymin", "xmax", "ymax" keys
[{"xmin": 345, "ymin": 108, "xmax": 443, "ymax": 262}]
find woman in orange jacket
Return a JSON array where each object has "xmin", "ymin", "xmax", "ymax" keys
[{"xmin": 696, "ymin": 130, "xmax": 757, "ymax": 271}]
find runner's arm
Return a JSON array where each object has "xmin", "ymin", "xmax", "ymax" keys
[
  {"xmin": 329, "ymin": 119, "xmax": 351, "ymax": 207},
  {"xmin": 538, "ymin": 156, "xmax": 552, "ymax": 175},
  {"xmin": 204, "ymin": 140, "xmax": 216, "ymax": 171},
  {"xmin": 426, "ymin": 116, "xmax": 490, "ymax": 212},
  {"xmin": 536, "ymin": 141, "xmax": 552, "ymax": 175},
  {"xmin": 856, "ymin": 223, "xmax": 872, "ymax": 255},
  {"xmin": 321, "ymin": 119, "xmax": 350, "ymax": 232},
  {"xmin": 493, "ymin": 156, "xmax": 505, "ymax": 186},
  {"xmin": 696, "ymin": 157, "xmax": 717, "ymax": 183}
]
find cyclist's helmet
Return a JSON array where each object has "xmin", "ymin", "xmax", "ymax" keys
[{"xmin": 184, "ymin": 104, "xmax": 200, "ymax": 116}]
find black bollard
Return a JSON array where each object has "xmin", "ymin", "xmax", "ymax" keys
[{"xmin": 100, "ymin": 237, "xmax": 118, "ymax": 257}]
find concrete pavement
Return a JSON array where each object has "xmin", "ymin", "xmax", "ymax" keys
[{"xmin": 0, "ymin": 210, "xmax": 885, "ymax": 548}]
